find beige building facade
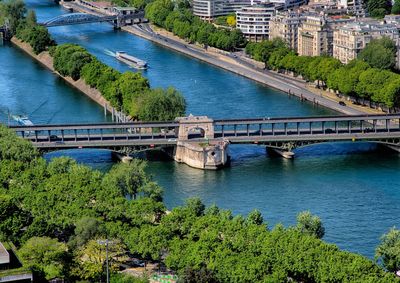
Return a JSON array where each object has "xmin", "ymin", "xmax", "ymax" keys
[
  {"xmin": 333, "ymin": 22, "xmax": 400, "ymax": 67},
  {"xmin": 297, "ymin": 15, "xmax": 353, "ymax": 56},
  {"xmin": 269, "ymin": 10, "xmax": 304, "ymax": 51}
]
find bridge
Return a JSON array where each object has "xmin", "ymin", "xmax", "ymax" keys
[
  {"xmin": 40, "ymin": 11, "xmax": 144, "ymax": 28},
  {"xmin": 9, "ymin": 114, "xmax": 400, "ymax": 169}
]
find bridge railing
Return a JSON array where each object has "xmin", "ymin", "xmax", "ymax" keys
[
  {"xmin": 10, "ymin": 122, "xmax": 179, "ymax": 144},
  {"xmin": 213, "ymin": 114, "xmax": 400, "ymax": 139}
]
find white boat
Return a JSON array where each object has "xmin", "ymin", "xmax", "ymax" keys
[
  {"xmin": 12, "ymin": 115, "xmax": 34, "ymax": 126},
  {"xmin": 116, "ymin": 51, "xmax": 147, "ymax": 69}
]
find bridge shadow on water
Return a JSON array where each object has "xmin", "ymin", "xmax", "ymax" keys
[{"xmin": 43, "ymin": 141, "xmax": 393, "ymax": 171}]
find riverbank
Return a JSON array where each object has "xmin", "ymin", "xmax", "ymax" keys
[
  {"xmin": 10, "ymin": 37, "xmax": 128, "ymax": 122},
  {"xmin": 123, "ymin": 26, "xmax": 373, "ymax": 116},
  {"xmin": 62, "ymin": 0, "xmax": 372, "ymax": 115}
]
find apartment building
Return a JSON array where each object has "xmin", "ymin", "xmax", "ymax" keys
[
  {"xmin": 269, "ymin": 10, "xmax": 305, "ymax": 50},
  {"xmin": 236, "ymin": 3, "xmax": 278, "ymax": 41},
  {"xmin": 193, "ymin": 0, "xmax": 259, "ymax": 20},
  {"xmin": 297, "ymin": 14, "xmax": 353, "ymax": 56},
  {"xmin": 333, "ymin": 22, "xmax": 400, "ymax": 67}
]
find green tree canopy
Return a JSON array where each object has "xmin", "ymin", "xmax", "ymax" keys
[
  {"xmin": 19, "ymin": 237, "xmax": 68, "ymax": 280},
  {"xmin": 296, "ymin": 211, "xmax": 325, "ymax": 239},
  {"xmin": 358, "ymin": 37, "xmax": 396, "ymax": 70},
  {"xmin": 376, "ymin": 227, "xmax": 400, "ymax": 272}
]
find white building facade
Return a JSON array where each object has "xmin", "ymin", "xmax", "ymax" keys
[{"xmin": 236, "ymin": 4, "xmax": 277, "ymax": 41}]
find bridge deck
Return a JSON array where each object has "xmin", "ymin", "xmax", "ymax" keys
[{"xmin": 8, "ymin": 114, "xmax": 400, "ymax": 150}]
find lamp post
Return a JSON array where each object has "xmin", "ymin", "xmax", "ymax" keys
[{"xmin": 97, "ymin": 239, "xmax": 111, "ymax": 283}]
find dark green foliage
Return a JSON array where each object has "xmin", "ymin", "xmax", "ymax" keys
[
  {"xmin": 0, "ymin": 0, "xmax": 26, "ymax": 34},
  {"xmin": 358, "ymin": 37, "xmax": 397, "ymax": 70},
  {"xmin": 136, "ymin": 87, "xmax": 186, "ymax": 121},
  {"xmin": 0, "ymin": 128, "xmax": 398, "ymax": 282},
  {"xmin": 392, "ymin": 0, "xmax": 400, "ymax": 14},
  {"xmin": 79, "ymin": 55, "xmax": 185, "ymax": 120},
  {"xmin": 177, "ymin": 266, "xmax": 218, "ymax": 283},
  {"xmin": 16, "ymin": 24, "xmax": 55, "ymax": 54},
  {"xmin": 296, "ymin": 211, "xmax": 325, "ymax": 239},
  {"xmin": 367, "ymin": 0, "xmax": 391, "ymax": 18},
  {"xmin": 376, "ymin": 227, "xmax": 400, "ymax": 272},
  {"xmin": 52, "ymin": 44, "xmax": 92, "ymax": 80},
  {"xmin": 248, "ymin": 39, "xmax": 400, "ymax": 109},
  {"xmin": 145, "ymin": 0, "xmax": 246, "ymax": 51}
]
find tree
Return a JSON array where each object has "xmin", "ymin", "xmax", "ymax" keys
[
  {"xmin": 19, "ymin": 237, "xmax": 68, "ymax": 280},
  {"xmin": 246, "ymin": 209, "xmax": 264, "ymax": 226},
  {"xmin": 367, "ymin": 0, "xmax": 391, "ymax": 17},
  {"xmin": 376, "ymin": 227, "xmax": 400, "ymax": 272},
  {"xmin": 296, "ymin": 211, "xmax": 325, "ymax": 239},
  {"xmin": 226, "ymin": 15, "xmax": 236, "ymax": 27},
  {"xmin": 68, "ymin": 217, "xmax": 105, "ymax": 248},
  {"xmin": 358, "ymin": 37, "xmax": 396, "ymax": 70},
  {"xmin": 25, "ymin": 9, "xmax": 37, "ymax": 27},
  {"xmin": 392, "ymin": 0, "xmax": 400, "ymax": 14},
  {"xmin": 136, "ymin": 87, "xmax": 186, "ymax": 121},
  {"xmin": 72, "ymin": 239, "xmax": 127, "ymax": 281},
  {"xmin": 103, "ymin": 160, "xmax": 148, "ymax": 200},
  {"xmin": 1, "ymin": 0, "xmax": 25, "ymax": 34}
]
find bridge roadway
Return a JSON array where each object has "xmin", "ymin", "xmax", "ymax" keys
[
  {"xmin": 9, "ymin": 114, "xmax": 400, "ymax": 152},
  {"xmin": 41, "ymin": 11, "xmax": 145, "ymax": 27}
]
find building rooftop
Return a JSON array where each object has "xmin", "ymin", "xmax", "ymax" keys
[{"xmin": 340, "ymin": 21, "xmax": 398, "ymax": 32}]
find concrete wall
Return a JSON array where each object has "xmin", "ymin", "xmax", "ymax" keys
[{"xmin": 174, "ymin": 141, "xmax": 229, "ymax": 169}]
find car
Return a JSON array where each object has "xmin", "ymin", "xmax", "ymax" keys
[
  {"xmin": 325, "ymin": 128, "xmax": 334, "ymax": 134},
  {"xmin": 49, "ymin": 135, "xmax": 59, "ymax": 141},
  {"xmin": 127, "ymin": 259, "xmax": 145, "ymax": 267},
  {"xmin": 339, "ymin": 101, "xmax": 346, "ymax": 106}
]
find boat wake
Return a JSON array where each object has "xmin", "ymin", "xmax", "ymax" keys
[{"xmin": 104, "ymin": 49, "xmax": 116, "ymax": 57}]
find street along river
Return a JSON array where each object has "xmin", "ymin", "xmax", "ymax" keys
[{"xmin": 1, "ymin": 0, "xmax": 399, "ymax": 258}]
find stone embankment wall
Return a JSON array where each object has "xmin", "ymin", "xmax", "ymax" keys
[{"xmin": 11, "ymin": 37, "xmax": 129, "ymax": 122}]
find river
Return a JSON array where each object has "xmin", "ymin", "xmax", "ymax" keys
[{"xmin": 0, "ymin": 0, "xmax": 399, "ymax": 258}]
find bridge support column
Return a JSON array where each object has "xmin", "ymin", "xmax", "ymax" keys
[{"xmin": 173, "ymin": 140, "xmax": 230, "ymax": 170}]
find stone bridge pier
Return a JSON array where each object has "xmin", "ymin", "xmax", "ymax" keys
[{"xmin": 173, "ymin": 116, "xmax": 230, "ymax": 170}]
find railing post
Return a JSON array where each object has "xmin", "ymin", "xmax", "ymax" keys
[
  {"xmin": 259, "ymin": 124, "xmax": 262, "ymax": 136},
  {"xmin": 272, "ymin": 123, "xmax": 275, "ymax": 135},
  {"xmin": 222, "ymin": 125, "xmax": 225, "ymax": 137},
  {"xmin": 322, "ymin": 121, "xmax": 325, "ymax": 134},
  {"xmin": 234, "ymin": 125, "xmax": 237, "ymax": 137},
  {"xmin": 284, "ymin": 123, "xmax": 287, "ymax": 135},
  {"xmin": 87, "ymin": 129, "xmax": 90, "ymax": 141},
  {"xmin": 35, "ymin": 131, "xmax": 38, "ymax": 142},
  {"xmin": 246, "ymin": 124, "xmax": 249, "ymax": 136},
  {"xmin": 335, "ymin": 121, "xmax": 338, "ymax": 134},
  {"xmin": 310, "ymin": 122, "xmax": 312, "ymax": 134},
  {"xmin": 74, "ymin": 129, "xmax": 77, "ymax": 142},
  {"xmin": 48, "ymin": 130, "xmax": 51, "ymax": 142},
  {"xmin": 373, "ymin": 120, "xmax": 377, "ymax": 133},
  {"xmin": 348, "ymin": 121, "xmax": 350, "ymax": 133},
  {"xmin": 386, "ymin": 119, "xmax": 390, "ymax": 132},
  {"xmin": 360, "ymin": 120, "xmax": 363, "ymax": 133},
  {"xmin": 61, "ymin": 130, "xmax": 64, "ymax": 142},
  {"xmin": 101, "ymin": 129, "xmax": 103, "ymax": 141},
  {"xmin": 297, "ymin": 122, "xmax": 299, "ymax": 135}
]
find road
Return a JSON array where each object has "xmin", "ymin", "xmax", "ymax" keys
[{"xmin": 125, "ymin": 24, "xmax": 366, "ymax": 116}]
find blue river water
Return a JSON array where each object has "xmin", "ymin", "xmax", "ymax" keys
[{"xmin": 0, "ymin": 0, "xmax": 399, "ymax": 258}]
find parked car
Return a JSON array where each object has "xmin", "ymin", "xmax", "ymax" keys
[{"xmin": 339, "ymin": 101, "xmax": 346, "ymax": 106}]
